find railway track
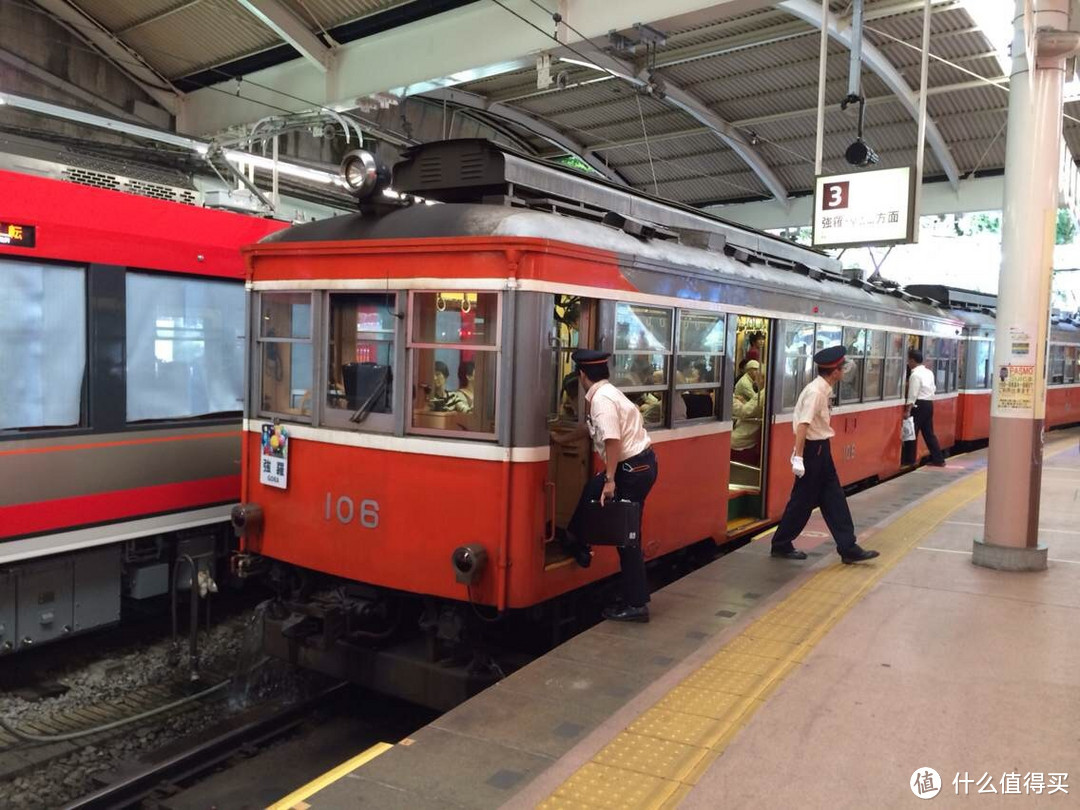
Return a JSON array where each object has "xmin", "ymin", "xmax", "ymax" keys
[{"xmin": 62, "ymin": 683, "xmax": 348, "ymax": 810}]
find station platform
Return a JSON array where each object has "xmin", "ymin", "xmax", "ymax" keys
[{"xmin": 273, "ymin": 431, "xmax": 1080, "ymax": 810}]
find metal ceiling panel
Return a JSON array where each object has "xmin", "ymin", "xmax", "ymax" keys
[
  {"xmin": 281, "ymin": 0, "xmax": 417, "ymax": 30},
  {"xmin": 122, "ymin": 0, "xmax": 283, "ymax": 77}
]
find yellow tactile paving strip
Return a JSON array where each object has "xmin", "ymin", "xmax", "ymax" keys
[{"xmin": 538, "ymin": 462, "xmax": 1006, "ymax": 810}]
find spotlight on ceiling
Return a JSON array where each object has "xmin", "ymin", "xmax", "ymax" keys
[{"xmin": 845, "ymin": 138, "xmax": 879, "ymax": 168}]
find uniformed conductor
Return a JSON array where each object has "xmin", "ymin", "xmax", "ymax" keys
[
  {"xmin": 557, "ymin": 348, "xmax": 658, "ymax": 623},
  {"xmin": 771, "ymin": 346, "xmax": 880, "ymax": 564}
]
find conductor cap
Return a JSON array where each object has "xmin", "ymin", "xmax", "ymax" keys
[
  {"xmin": 813, "ymin": 345, "xmax": 847, "ymax": 369},
  {"xmin": 571, "ymin": 348, "xmax": 611, "ymax": 368}
]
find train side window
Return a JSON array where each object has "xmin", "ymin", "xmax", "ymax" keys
[
  {"xmin": 1050, "ymin": 344, "xmax": 1066, "ymax": 385},
  {"xmin": 840, "ymin": 327, "xmax": 866, "ymax": 403},
  {"xmin": 674, "ymin": 310, "xmax": 724, "ymax": 422},
  {"xmin": 949, "ymin": 339, "xmax": 961, "ymax": 392},
  {"xmin": 1066, "ymin": 346, "xmax": 1078, "ymax": 384},
  {"xmin": 613, "ymin": 303, "xmax": 673, "ymax": 429},
  {"xmin": 409, "ymin": 291, "xmax": 499, "ymax": 437},
  {"xmin": 0, "ymin": 259, "xmax": 86, "ymax": 432},
  {"xmin": 257, "ymin": 292, "xmax": 314, "ymax": 419},
  {"xmin": 780, "ymin": 321, "xmax": 814, "ymax": 412},
  {"xmin": 323, "ymin": 293, "xmax": 396, "ymax": 431},
  {"xmin": 883, "ymin": 333, "xmax": 906, "ymax": 399},
  {"xmin": 973, "ymin": 340, "xmax": 992, "ymax": 389},
  {"xmin": 862, "ymin": 331, "xmax": 886, "ymax": 402},
  {"xmin": 815, "ymin": 325, "xmax": 842, "ymax": 404},
  {"xmin": 127, "ymin": 273, "xmax": 245, "ymax": 422}
]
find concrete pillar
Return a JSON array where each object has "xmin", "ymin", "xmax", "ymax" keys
[{"xmin": 975, "ymin": 0, "xmax": 1069, "ymax": 571}]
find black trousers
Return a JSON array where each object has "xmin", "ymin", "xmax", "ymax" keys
[
  {"xmin": 912, "ymin": 399, "xmax": 945, "ymax": 464},
  {"xmin": 568, "ymin": 448, "xmax": 658, "ymax": 608},
  {"xmin": 771, "ymin": 439, "xmax": 857, "ymax": 554}
]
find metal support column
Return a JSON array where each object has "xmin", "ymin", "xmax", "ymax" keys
[{"xmin": 976, "ymin": 0, "xmax": 1070, "ymax": 571}]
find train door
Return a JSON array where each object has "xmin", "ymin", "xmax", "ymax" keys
[
  {"xmin": 727, "ymin": 315, "xmax": 772, "ymax": 532},
  {"xmin": 545, "ymin": 294, "xmax": 597, "ymax": 566},
  {"xmin": 901, "ymin": 334, "xmax": 921, "ymax": 466}
]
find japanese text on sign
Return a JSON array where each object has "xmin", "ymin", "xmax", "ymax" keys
[
  {"xmin": 997, "ymin": 364, "xmax": 1035, "ymax": 411},
  {"xmin": 812, "ymin": 167, "xmax": 914, "ymax": 248},
  {"xmin": 0, "ymin": 222, "xmax": 35, "ymax": 247},
  {"xmin": 260, "ymin": 424, "xmax": 289, "ymax": 489}
]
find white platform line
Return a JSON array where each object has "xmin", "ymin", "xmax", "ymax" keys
[
  {"xmin": 916, "ymin": 546, "xmax": 1080, "ymax": 565},
  {"xmin": 944, "ymin": 520, "xmax": 1080, "ymax": 536}
]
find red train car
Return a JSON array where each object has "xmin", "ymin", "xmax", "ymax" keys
[
  {"xmin": 0, "ymin": 168, "xmax": 285, "ymax": 652},
  {"xmin": 232, "ymin": 141, "xmax": 972, "ymax": 708}
]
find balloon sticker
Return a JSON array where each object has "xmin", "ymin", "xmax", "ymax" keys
[{"xmin": 260, "ymin": 424, "xmax": 289, "ymax": 489}]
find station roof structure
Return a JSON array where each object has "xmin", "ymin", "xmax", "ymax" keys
[{"xmin": 20, "ymin": 0, "xmax": 1080, "ymax": 206}]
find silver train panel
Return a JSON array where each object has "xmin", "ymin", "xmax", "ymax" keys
[{"xmin": 0, "ymin": 425, "xmax": 240, "ymax": 507}]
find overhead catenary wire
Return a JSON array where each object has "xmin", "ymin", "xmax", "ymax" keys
[{"xmin": 635, "ymin": 94, "xmax": 659, "ymax": 195}]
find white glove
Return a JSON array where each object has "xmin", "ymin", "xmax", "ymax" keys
[{"xmin": 791, "ymin": 455, "xmax": 805, "ymax": 478}]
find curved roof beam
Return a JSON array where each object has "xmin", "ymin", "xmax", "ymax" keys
[
  {"xmin": 573, "ymin": 45, "xmax": 788, "ymax": 203},
  {"xmin": 421, "ymin": 87, "xmax": 629, "ymax": 186},
  {"xmin": 234, "ymin": 0, "xmax": 333, "ymax": 73},
  {"xmin": 778, "ymin": 0, "xmax": 961, "ymax": 189},
  {"xmin": 31, "ymin": 0, "xmax": 180, "ymax": 114}
]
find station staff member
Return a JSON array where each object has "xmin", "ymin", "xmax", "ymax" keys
[
  {"xmin": 905, "ymin": 349, "xmax": 946, "ymax": 467},
  {"xmin": 771, "ymin": 346, "xmax": 880, "ymax": 564},
  {"xmin": 557, "ymin": 349, "xmax": 658, "ymax": 623}
]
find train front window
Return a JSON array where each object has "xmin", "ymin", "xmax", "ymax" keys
[
  {"xmin": 324, "ymin": 293, "xmax": 396, "ymax": 430},
  {"xmin": 0, "ymin": 260, "xmax": 86, "ymax": 431},
  {"xmin": 257, "ymin": 292, "xmax": 313, "ymax": 419},
  {"xmin": 409, "ymin": 291, "xmax": 499, "ymax": 437}
]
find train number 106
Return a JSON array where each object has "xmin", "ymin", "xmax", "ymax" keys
[{"xmin": 324, "ymin": 493, "xmax": 379, "ymax": 529}]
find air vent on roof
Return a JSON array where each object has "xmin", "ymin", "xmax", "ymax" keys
[
  {"xmin": 64, "ymin": 167, "xmax": 121, "ymax": 192},
  {"xmin": 62, "ymin": 168, "xmax": 201, "ymax": 206}
]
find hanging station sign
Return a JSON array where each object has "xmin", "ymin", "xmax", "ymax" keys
[{"xmin": 811, "ymin": 166, "xmax": 917, "ymax": 248}]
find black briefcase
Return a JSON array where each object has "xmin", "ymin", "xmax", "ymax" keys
[{"xmin": 576, "ymin": 499, "xmax": 642, "ymax": 548}]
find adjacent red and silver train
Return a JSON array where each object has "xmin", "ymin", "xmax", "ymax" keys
[
  {"xmin": 231, "ymin": 140, "xmax": 1080, "ymax": 709},
  {"xmin": 0, "ymin": 169, "xmax": 285, "ymax": 652}
]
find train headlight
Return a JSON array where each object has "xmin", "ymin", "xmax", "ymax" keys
[
  {"xmin": 340, "ymin": 150, "xmax": 390, "ymax": 199},
  {"xmin": 452, "ymin": 544, "xmax": 488, "ymax": 585},
  {"xmin": 230, "ymin": 503, "xmax": 264, "ymax": 538}
]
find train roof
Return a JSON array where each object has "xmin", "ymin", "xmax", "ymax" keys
[{"xmin": 261, "ymin": 202, "xmax": 958, "ymax": 329}]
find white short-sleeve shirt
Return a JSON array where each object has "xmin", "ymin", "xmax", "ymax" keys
[
  {"xmin": 585, "ymin": 380, "xmax": 651, "ymax": 462},
  {"xmin": 792, "ymin": 375, "xmax": 835, "ymax": 440}
]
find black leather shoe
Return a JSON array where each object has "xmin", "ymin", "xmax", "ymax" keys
[
  {"xmin": 559, "ymin": 531, "xmax": 592, "ymax": 569},
  {"xmin": 771, "ymin": 547, "xmax": 808, "ymax": 560},
  {"xmin": 928, "ymin": 461, "xmax": 947, "ymax": 467},
  {"xmin": 602, "ymin": 604, "xmax": 649, "ymax": 623},
  {"xmin": 840, "ymin": 546, "xmax": 880, "ymax": 564}
]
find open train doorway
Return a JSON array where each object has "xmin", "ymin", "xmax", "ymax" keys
[
  {"xmin": 728, "ymin": 315, "xmax": 772, "ymax": 532},
  {"xmin": 546, "ymin": 294, "xmax": 597, "ymax": 567}
]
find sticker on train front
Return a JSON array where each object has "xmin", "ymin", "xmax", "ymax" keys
[{"xmin": 260, "ymin": 424, "xmax": 289, "ymax": 489}]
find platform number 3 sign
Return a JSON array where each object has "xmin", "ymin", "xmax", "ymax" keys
[{"xmin": 823, "ymin": 181, "xmax": 850, "ymax": 210}]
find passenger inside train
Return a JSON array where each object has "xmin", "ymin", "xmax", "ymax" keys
[
  {"xmin": 731, "ymin": 360, "xmax": 765, "ymax": 465},
  {"xmin": 410, "ymin": 291, "xmax": 497, "ymax": 434}
]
